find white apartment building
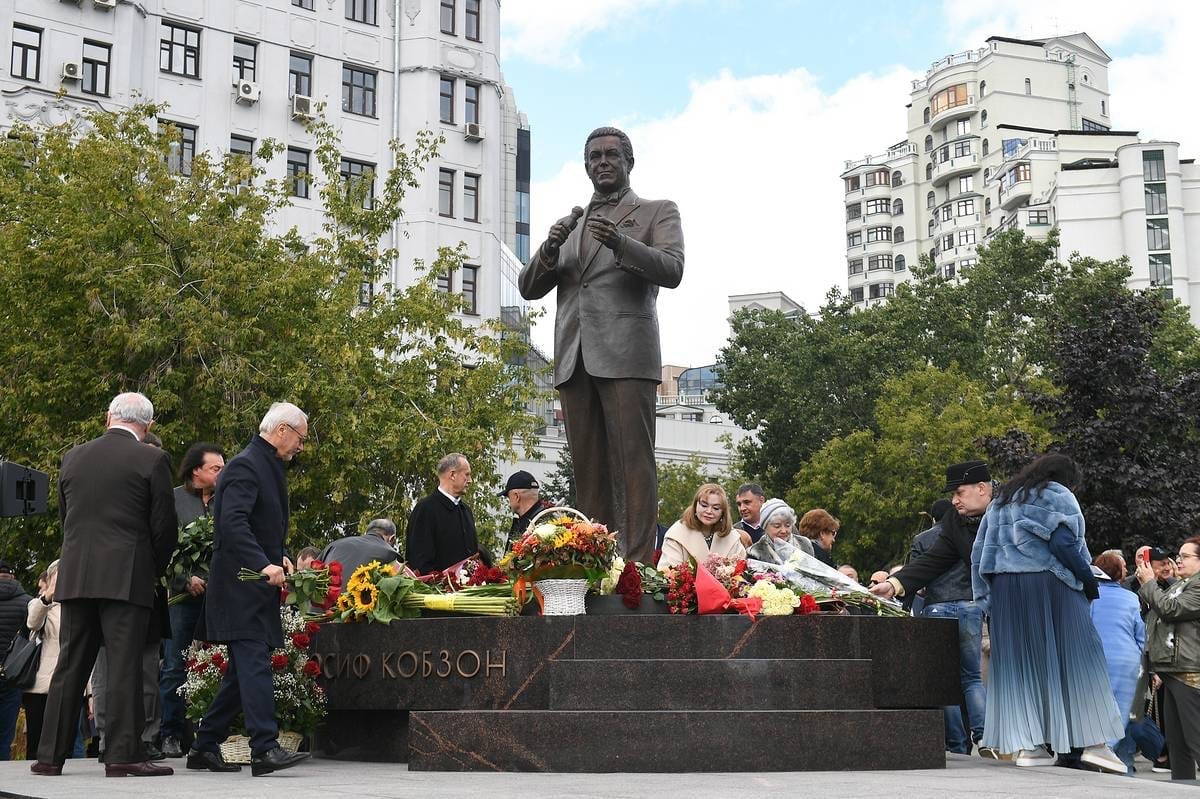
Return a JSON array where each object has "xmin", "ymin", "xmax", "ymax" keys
[
  {"xmin": 2, "ymin": 0, "xmax": 532, "ymax": 327},
  {"xmin": 841, "ymin": 32, "xmax": 1200, "ymax": 323}
]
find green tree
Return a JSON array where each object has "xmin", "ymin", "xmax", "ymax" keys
[
  {"xmin": 539, "ymin": 446, "xmax": 577, "ymax": 509},
  {"xmin": 787, "ymin": 364, "xmax": 1051, "ymax": 573},
  {"xmin": 0, "ymin": 103, "xmax": 542, "ymax": 577}
]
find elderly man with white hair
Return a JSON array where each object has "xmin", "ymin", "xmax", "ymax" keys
[
  {"xmin": 32, "ymin": 392, "xmax": 178, "ymax": 778},
  {"xmin": 188, "ymin": 402, "xmax": 310, "ymax": 777}
]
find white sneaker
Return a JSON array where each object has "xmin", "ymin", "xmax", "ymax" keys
[
  {"xmin": 1080, "ymin": 744, "xmax": 1127, "ymax": 774},
  {"xmin": 1014, "ymin": 746, "xmax": 1056, "ymax": 767}
]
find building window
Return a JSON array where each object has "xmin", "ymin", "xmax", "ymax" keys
[
  {"xmin": 940, "ymin": 205, "xmax": 952, "ymax": 223},
  {"xmin": 957, "ymin": 229, "xmax": 977, "ymax": 246},
  {"xmin": 846, "ymin": 204, "xmax": 861, "ymax": 221},
  {"xmin": 846, "ymin": 231, "xmax": 861, "ymax": 247},
  {"xmin": 359, "ymin": 280, "xmax": 374, "ymax": 306},
  {"xmin": 894, "ymin": 255, "xmax": 907, "ymax": 272},
  {"xmin": 866, "ymin": 226, "xmax": 891, "ymax": 243},
  {"xmin": 82, "ymin": 40, "xmax": 111, "ymax": 96},
  {"xmin": 461, "ymin": 264, "xmax": 478, "ymax": 313},
  {"xmin": 1025, "ymin": 209, "xmax": 1047, "ymax": 226},
  {"xmin": 959, "ymin": 176, "xmax": 973, "ymax": 193},
  {"xmin": 893, "ymin": 227, "xmax": 904, "ymax": 243},
  {"xmin": 1145, "ymin": 183, "xmax": 1168, "ymax": 216},
  {"xmin": 1150, "ymin": 253, "xmax": 1173, "ymax": 286},
  {"xmin": 290, "ymin": 52, "xmax": 313, "ymax": 97},
  {"xmin": 981, "ymin": 110, "xmax": 988, "ymax": 127},
  {"xmin": 230, "ymin": 135, "xmax": 254, "ymax": 186},
  {"xmin": 1147, "ymin": 218, "xmax": 1170, "ymax": 251},
  {"xmin": 465, "ymin": 0, "xmax": 481, "ymax": 41},
  {"xmin": 342, "ymin": 65, "xmax": 377, "ymax": 117},
  {"xmin": 979, "ymin": 80, "xmax": 986, "ymax": 95},
  {"xmin": 923, "ymin": 107, "xmax": 930, "ymax": 124},
  {"xmin": 436, "ymin": 270, "xmax": 452, "ymax": 293},
  {"xmin": 440, "ymin": 76, "xmax": 455, "ymax": 124},
  {"xmin": 843, "ymin": 175, "xmax": 860, "ymax": 193},
  {"xmin": 1101, "ymin": 100, "xmax": 1107, "ymax": 116},
  {"xmin": 892, "ymin": 199, "xmax": 904, "ymax": 215},
  {"xmin": 1024, "ymin": 78, "xmax": 1031, "ymax": 95},
  {"xmin": 11, "ymin": 24, "xmax": 41, "ymax": 82},
  {"xmin": 1143, "ymin": 150, "xmax": 1166, "ymax": 182},
  {"xmin": 928, "ymin": 219, "xmax": 936, "ymax": 235},
  {"xmin": 941, "ymin": 234, "xmax": 954, "ymax": 251},
  {"xmin": 232, "ymin": 39, "xmax": 256, "ymax": 83},
  {"xmin": 286, "ymin": 147, "xmax": 310, "ymax": 198},
  {"xmin": 340, "ymin": 158, "xmax": 375, "ymax": 208},
  {"xmin": 956, "ymin": 199, "xmax": 975, "ymax": 217},
  {"xmin": 960, "ymin": 258, "xmax": 977, "ymax": 270},
  {"xmin": 439, "ymin": 168, "xmax": 455, "ymax": 217},
  {"xmin": 1081, "ymin": 118, "xmax": 1110, "ymax": 132},
  {"xmin": 924, "ymin": 135, "xmax": 933, "ymax": 153},
  {"xmin": 848, "ymin": 258, "xmax": 863, "ymax": 275},
  {"xmin": 930, "ymin": 83, "xmax": 969, "ymax": 118},
  {"xmin": 953, "ymin": 140, "xmax": 971, "ymax": 159},
  {"xmin": 864, "ymin": 170, "xmax": 889, "ymax": 187},
  {"xmin": 850, "ymin": 286, "xmax": 864, "ymax": 303},
  {"xmin": 868, "ymin": 255, "xmax": 893, "ymax": 271},
  {"xmin": 869, "ymin": 282, "xmax": 895, "ymax": 299},
  {"xmin": 346, "ymin": 0, "xmax": 377, "ymax": 25},
  {"xmin": 926, "ymin": 191, "xmax": 935, "ymax": 209},
  {"xmin": 925, "ymin": 163, "xmax": 933, "ymax": 180},
  {"xmin": 464, "ymin": 81, "xmax": 480, "ymax": 125},
  {"xmin": 161, "ymin": 120, "xmax": 197, "ymax": 176},
  {"xmin": 293, "ymin": 0, "xmax": 315, "ymax": 9},
  {"xmin": 892, "ymin": 170, "xmax": 903, "ymax": 187},
  {"xmin": 865, "ymin": 198, "xmax": 889, "ymax": 216},
  {"xmin": 463, "ymin": 173, "xmax": 479, "ymax": 222},
  {"xmin": 440, "ymin": 0, "xmax": 455, "ymax": 34},
  {"xmin": 956, "ymin": 119, "xmax": 971, "ymax": 137},
  {"xmin": 985, "ymin": 198, "xmax": 992, "ymax": 214},
  {"xmin": 160, "ymin": 21, "xmax": 201, "ymax": 78}
]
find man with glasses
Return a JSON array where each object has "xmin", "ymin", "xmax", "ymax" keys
[{"xmin": 187, "ymin": 402, "xmax": 310, "ymax": 777}]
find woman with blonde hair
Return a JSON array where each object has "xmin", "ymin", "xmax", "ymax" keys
[{"xmin": 657, "ymin": 484, "xmax": 745, "ymax": 569}]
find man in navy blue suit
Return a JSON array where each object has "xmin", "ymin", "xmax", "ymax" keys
[{"xmin": 187, "ymin": 402, "xmax": 310, "ymax": 777}]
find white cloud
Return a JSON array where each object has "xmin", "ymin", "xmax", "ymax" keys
[
  {"xmin": 527, "ymin": 65, "xmax": 919, "ymax": 367},
  {"xmin": 501, "ymin": 0, "xmax": 681, "ymax": 67}
]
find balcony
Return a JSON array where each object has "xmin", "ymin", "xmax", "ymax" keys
[
  {"xmin": 1002, "ymin": 137, "xmax": 1056, "ymax": 163},
  {"xmin": 862, "ymin": 238, "xmax": 893, "ymax": 255},
  {"xmin": 998, "ymin": 171, "xmax": 1032, "ymax": 210},
  {"xmin": 929, "ymin": 96, "xmax": 976, "ymax": 132},
  {"xmin": 931, "ymin": 152, "xmax": 979, "ymax": 187},
  {"xmin": 842, "ymin": 142, "xmax": 919, "ymax": 172}
]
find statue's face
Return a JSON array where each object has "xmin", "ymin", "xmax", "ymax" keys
[{"xmin": 585, "ymin": 135, "xmax": 631, "ymax": 194}]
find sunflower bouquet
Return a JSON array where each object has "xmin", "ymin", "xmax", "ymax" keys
[{"xmin": 334, "ymin": 560, "xmax": 518, "ymax": 622}]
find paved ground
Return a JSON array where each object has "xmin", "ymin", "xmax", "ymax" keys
[{"xmin": 0, "ymin": 754, "xmax": 1193, "ymax": 799}]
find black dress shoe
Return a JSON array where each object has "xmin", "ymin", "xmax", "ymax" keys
[
  {"xmin": 144, "ymin": 742, "xmax": 166, "ymax": 761},
  {"xmin": 105, "ymin": 760, "xmax": 174, "ymax": 777},
  {"xmin": 162, "ymin": 736, "xmax": 184, "ymax": 758},
  {"xmin": 186, "ymin": 748, "xmax": 242, "ymax": 772},
  {"xmin": 250, "ymin": 746, "xmax": 309, "ymax": 777},
  {"xmin": 30, "ymin": 761, "xmax": 63, "ymax": 776}
]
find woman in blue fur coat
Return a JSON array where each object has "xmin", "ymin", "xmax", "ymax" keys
[{"xmin": 971, "ymin": 453, "xmax": 1126, "ymax": 772}]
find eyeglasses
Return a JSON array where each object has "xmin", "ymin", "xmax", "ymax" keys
[
  {"xmin": 1178, "ymin": 551, "xmax": 1199, "ymax": 561},
  {"xmin": 284, "ymin": 423, "xmax": 309, "ymax": 444}
]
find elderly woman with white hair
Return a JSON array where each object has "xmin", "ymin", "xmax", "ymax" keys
[{"xmin": 745, "ymin": 499, "xmax": 814, "ymax": 565}]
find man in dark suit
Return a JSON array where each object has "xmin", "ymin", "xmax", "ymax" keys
[
  {"xmin": 186, "ymin": 402, "xmax": 309, "ymax": 777},
  {"xmin": 406, "ymin": 453, "xmax": 490, "ymax": 574},
  {"xmin": 519, "ymin": 127, "xmax": 684, "ymax": 564},
  {"xmin": 32, "ymin": 392, "xmax": 177, "ymax": 777}
]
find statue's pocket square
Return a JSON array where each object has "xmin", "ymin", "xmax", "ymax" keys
[{"xmin": 620, "ymin": 218, "xmax": 639, "ymax": 228}]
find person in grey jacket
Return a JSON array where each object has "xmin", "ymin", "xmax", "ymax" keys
[
  {"xmin": 1137, "ymin": 535, "xmax": 1200, "ymax": 781},
  {"xmin": 744, "ymin": 498, "xmax": 814, "ymax": 564}
]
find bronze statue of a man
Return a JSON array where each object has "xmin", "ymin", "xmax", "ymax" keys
[{"xmin": 519, "ymin": 127, "xmax": 684, "ymax": 563}]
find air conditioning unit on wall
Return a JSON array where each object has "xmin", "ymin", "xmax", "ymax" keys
[
  {"xmin": 235, "ymin": 79, "xmax": 260, "ymax": 104},
  {"xmin": 93, "ymin": 0, "xmax": 118, "ymax": 9},
  {"xmin": 61, "ymin": 62, "xmax": 82, "ymax": 81},
  {"xmin": 291, "ymin": 94, "xmax": 315, "ymax": 120},
  {"xmin": 464, "ymin": 122, "xmax": 484, "ymax": 142}
]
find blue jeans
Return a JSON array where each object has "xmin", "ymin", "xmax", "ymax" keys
[
  {"xmin": 922, "ymin": 599, "xmax": 985, "ymax": 754},
  {"xmin": 159, "ymin": 597, "xmax": 202, "ymax": 740},
  {"xmin": 0, "ymin": 682, "xmax": 20, "ymax": 760}
]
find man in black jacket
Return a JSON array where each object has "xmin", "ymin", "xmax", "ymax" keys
[
  {"xmin": 34, "ymin": 392, "xmax": 178, "ymax": 777},
  {"xmin": 406, "ymin": 453, "xmax": 490, "ymax": 573},
  {"xmin": 187, "ymin": 402, "xmax": 309, "ymax": 777},
  {"xmin": 0, "ymin": 559, "xmax": 32, "ymax": 762},
  {"xmin": 872, "ymin": 461, "xmax": 993, "ymax": 755},
  {"xmin": 498, "ymin": 471, "xmax": 550, "ymax": 552}
]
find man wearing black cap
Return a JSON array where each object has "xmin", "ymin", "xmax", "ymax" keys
[
  {"xmin": 499, "ymin": 471, "xmax": 551, "ymax": 551},
  {"xmin": 871, "ymin": 460, "xmax": 993, "ymax": 755}
]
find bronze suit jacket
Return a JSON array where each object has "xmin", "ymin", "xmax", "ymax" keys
[{"xmin": 519, "ymin": 190, "xmax": 684, "ymax": 386}]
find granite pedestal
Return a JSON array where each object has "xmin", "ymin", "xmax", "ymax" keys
[{"xmin": 313, "ymin": 614, "xmax": 959, "ymax": 772}]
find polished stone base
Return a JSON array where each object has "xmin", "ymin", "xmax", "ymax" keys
[{"xmin": 314, "ymin": 614, "xmax": 959, "ymax": 771}]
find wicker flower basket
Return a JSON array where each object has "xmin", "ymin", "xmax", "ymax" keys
[
  {"xmin": 533, "ymin": 578, "xmax": 590, "ymax": 615},
  {"xmin": 219, "ymin": 730, "xmax": 305, "ymax": 765}
]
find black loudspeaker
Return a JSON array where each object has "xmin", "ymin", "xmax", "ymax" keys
[{"xmin": 0, "ymin": 461, "xmax": 49, "ymax": 517}]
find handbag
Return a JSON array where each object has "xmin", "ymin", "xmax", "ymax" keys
[{"xmin": 1, "ymin": 628, "xmax": 42, "ymax": 690}]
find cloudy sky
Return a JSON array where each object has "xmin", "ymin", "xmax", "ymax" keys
[{"xmin": 497, "ymin": 0, "xmax": 1200, "ymax": 368}]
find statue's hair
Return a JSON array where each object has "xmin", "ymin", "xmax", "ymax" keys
[{"xmin": 583, "ymin": 127, "xmax": 634, "ymax": 165}]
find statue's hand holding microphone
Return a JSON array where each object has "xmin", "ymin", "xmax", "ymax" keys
[{"xmin": 542, "ymin": 205, "xmax": 625, "ymax": 263}]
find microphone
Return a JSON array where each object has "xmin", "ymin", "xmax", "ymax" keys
[{"xmin": 544, "ymin": 207, "xmax": 584, "ymax": 260}]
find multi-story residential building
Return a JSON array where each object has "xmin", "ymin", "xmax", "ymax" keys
[
  {"xmin": 2, "ymin": 0, "xmax": 530, "ymax": 327},
  {"xmin": 841, "ymin": 32, "xmax": 1200, "ymax": 322}
]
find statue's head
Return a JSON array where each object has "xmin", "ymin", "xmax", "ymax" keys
[{"xmin": 583, "ymin": 127, "xmax": 634, "ymax": 194}]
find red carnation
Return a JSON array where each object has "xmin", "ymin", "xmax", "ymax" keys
[
  {"xmin": 310, "ymin": 559, "xmax": 325, "ymax": 570},
  {"xmin": 211, "ymin": 652, "xmax": 225, "ymax": 668},
  {"xmin": 328, "ymin": 561, "xmax": 343, "ymax": 576},
  {"xmin": 305, "ymin": 621, "xmax": 321, "ymax": 635},
  {"xmin": 303, "ymin": 659, "xmax": 321, "ymax": 677},
  {"xmin": 733, "ymin": 559, "xmax": 747, "ymax": 577},
  {"xmin": 799, "ymin": 594, "xmax": 819, "ymax": 615},
  {"xmin": 291, "ymin": 632, "xmax": 311, "ymax": 649},
  {"xmin": 271, "ymin": 653, "xmax": 289, "ymax": 671},
  {"xmin": 217, "ymin": 661, "xmax": 228, "ymax": 674}
]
